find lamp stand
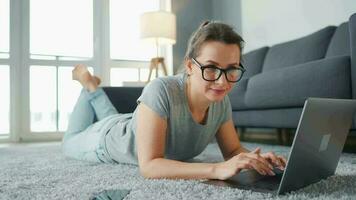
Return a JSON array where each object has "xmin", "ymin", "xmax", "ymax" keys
[{"xmin": 147, "ymin": 57, "xmax": 168, "ymax": 82}]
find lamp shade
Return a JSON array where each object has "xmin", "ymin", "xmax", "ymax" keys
[{"xmin": 140, "ymin": 11, "xmax": 176, "ymax": 45}]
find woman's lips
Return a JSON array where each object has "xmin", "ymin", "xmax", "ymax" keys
[{"xmin": 210, "ymin": 88, "xmax": 225, "ymax": 95}]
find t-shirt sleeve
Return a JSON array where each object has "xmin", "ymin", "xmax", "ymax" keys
[
  {"xmin": 137, "ymin": 78, "xmax": 170, "ymax": 119},
  {"xmin": 221, "ymin": 96, "xmax": 232, "ymax": 125}
]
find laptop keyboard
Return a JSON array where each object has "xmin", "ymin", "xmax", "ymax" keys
[
  {"xmin": 251, "ymin": 173, "xmax": 282, "ymax": 191},
  {"xmin": 227, "ymin": 168, "xmax": 283, "ymax": 191},
  {"xmin": 203, "ymin": 168, "xmax": 284, "ymax": 193}
]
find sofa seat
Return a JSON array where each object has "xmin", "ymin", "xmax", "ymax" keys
[{"xmin": 244, "ymin": 55, "xmax": 351, "ymax": 109}]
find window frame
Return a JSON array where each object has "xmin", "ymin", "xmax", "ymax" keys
[
  {"xmin": 0, "ymin": 0, "xmax": 12, "ymax": 138},
  {"xmin": 0, "ymin": 0, "xmax": 172, "ymax": 143}
]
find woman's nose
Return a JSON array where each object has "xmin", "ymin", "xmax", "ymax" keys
[{"xmin": 215, "ymin": 72, "xmax": 228, "ymax": 85}]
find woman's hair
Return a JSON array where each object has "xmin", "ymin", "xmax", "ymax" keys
[{"xmin": 184, "ymin": 21, "xmax": 244, "ymax": 60}]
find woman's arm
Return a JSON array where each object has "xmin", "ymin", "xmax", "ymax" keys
[
  {"xmin": 136, "ymin": 103, "xmax": 217, "ymax": 179},
  {"xmin": 215, "ymin": 119, "xmax": 249, "ymax": 160},
  {"xmin": 136, "ymin": 103, "xmax": 277, "ymax": 180},
  {"xmin": 216, "ymin": 119, "xmax": 287, "ymax": 170}
]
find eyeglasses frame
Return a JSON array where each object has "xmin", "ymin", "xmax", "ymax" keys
[{"xmin": 191, "ymin": 57, "xmax": 246, "ymax": 83}]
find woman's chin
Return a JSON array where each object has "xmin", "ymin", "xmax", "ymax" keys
[{"xmin": 206, "ymin": 91, "xmax": 226, "ymax": 102}]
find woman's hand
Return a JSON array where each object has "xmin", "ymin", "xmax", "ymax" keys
[
  {"xmin": 260, "ymin": 151, "xmax": 287, "ymax": 171},
  {"xmin": 212, "ymin": 148, "xmax": 276, "ymax": 180}
]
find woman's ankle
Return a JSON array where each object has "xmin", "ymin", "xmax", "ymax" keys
[{"xmin": 86, "ymin": 81, "xmax": 98, "ymax": 93}]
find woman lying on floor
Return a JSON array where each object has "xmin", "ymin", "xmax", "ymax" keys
[{"xmin": 62, "ymin": 21, "xmax": 286, "ymax": 180}]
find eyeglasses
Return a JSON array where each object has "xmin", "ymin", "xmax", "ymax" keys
[{"xmin": 191, "ymin": 58, "xmax": 246, "ymax": 83}]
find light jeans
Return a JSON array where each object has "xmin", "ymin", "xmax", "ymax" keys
[{"xmin": 62, "ymin": 88, "xmax": 118, "ymax": 163}]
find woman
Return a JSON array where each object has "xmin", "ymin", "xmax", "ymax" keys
[{"xmin": 62, "ymin": 21, "xmax": 286, "ymax": 180}]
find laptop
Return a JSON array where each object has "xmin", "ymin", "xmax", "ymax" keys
[{"xmin": 203, "ymin": 97, "xmax": 356, "ymax": 195}]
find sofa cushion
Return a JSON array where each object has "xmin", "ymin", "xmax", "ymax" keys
[
  {"xmin": 232, "ymin": 108, "xmax": 303, "ymax": 128},
  {"xmin": 228, "ymin": 77, "xmax": 249, "ymax": 110},
  {"xmin": 245, "ymin": 55, "xmax": 351, "ymax": 109},
  {"xmin": 242, "ymin": 47, "xmax": 269, "ymax": 77},
  {"xmin": 103, "ymin": 87, "xmax": 143, "ymax": 113},
  {"xmin": 262, "ymin": 26, "xmax": 336, "ymax": 72},
  {"xmin": 326, "ymin": 22, "xmax": 350, "ymax": 57},
  {"xmin": 350, "ymin": 13, "xmax": 356, "ymax": 99}
]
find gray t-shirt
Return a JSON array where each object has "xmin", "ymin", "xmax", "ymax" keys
[{"xmin": 102, "ymin": 73, "xmax": 232, "ymax": 165}]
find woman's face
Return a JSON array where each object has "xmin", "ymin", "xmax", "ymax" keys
[{"xmin": 186, "ymin": 41, "xmax": 241, "ymax": 103}]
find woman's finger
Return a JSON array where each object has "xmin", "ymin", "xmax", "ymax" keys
[
  {"xmin": 252, "ymin": 147, "xmax": 261, "ymax": 154},
  {"xmin": 234, "ymin": 156, "xmax": 267, "ymax": 176},
  {"xmin": 239, "ymin": 158, "xmax": 268, "ymax": 175},
  {"xmin": 262, "ymin": 152, "xmax": 281, "ymax": 167},
  {"xmin": 246, "ymin": 152, "xmax": 274, "ymax": 170},
  {"xmin": 244, "ymin": 155, "xmax": 275, "ymax": 176},
  {"xmin": 278, "ymin": 156, "xmax": 288, "ymax": 167},
  {"xmin": 250, "ymin": 148, "xmax": 274, "ymax": 169}
]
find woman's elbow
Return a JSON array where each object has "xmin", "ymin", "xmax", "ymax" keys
[
  {"xmin": 139, "ymin": 165, "xmax": 152, "ymax": 178},
  {"xmin": 139, "ymin": 162, "xmax": 159, "ymax": 179}
]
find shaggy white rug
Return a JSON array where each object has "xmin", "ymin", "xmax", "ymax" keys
[{"xmin": 1, "ymin": 142, "xmax": 356, "ymax": 200}]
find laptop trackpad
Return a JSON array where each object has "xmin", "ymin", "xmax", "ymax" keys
[{"xmin": 203, "ymin": 168, "xmax": 283, "ymax": 193}]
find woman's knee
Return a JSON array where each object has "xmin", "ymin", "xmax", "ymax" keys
[{"xmin": 62, "ymin": 129, "xmax": 81, "ymax": 143}]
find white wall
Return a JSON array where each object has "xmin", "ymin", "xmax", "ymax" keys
[
  {"xmin": 212, "ymin": 0, "xmax": 242, "ymax": 34},
  {"xmin": 172, "ymin": 0, "xmax": 212, "ymax": 73},
  {"xmin": 241, "ymin": 0, "xmax": 356, "ymax": 53}
]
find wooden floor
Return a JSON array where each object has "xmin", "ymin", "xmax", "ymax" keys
[{"xmin": 238, "ymin": 128, "xmax": 356, "ymax": 153}]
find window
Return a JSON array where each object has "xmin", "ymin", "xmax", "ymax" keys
[
  {"xmin": 110, "ymin": 68, "xmax": 151, "ymax": 86},
  {"xmin": 0, "ymin": 66, "xmax": 9, "ymax": 134},
  {"xmin": 110, "ymin": 67, "xmax": 166, "ymax": 86},
  {"xmin": 109, "ymin": 0, "xmax": 171, "ymax": 86},
  {"xmin": 5, "ymin": 0, "xmax": 171, "ymax": 141},
  {"xmin": 110, "ymin": 0, "xmax": 159, "ymax": 61},
  {"xmin": 30, "ymin": 66, "xmax": 93, "ymax": 132},
  {"xmin": 30, "ymin": 66, "xmax": 57, "ymax": 131},
  {"xmin": 30, "ymin": 0, "xmax": 93, "ymax": 58},
  {"xmin": 0, "ymin": 0, "xmax": 9, "ymax": 58},
  {"xmin": 29, "ymin": 0, "xmax": 94, "ymax": 132},
  {"xmin": 0, "ymin": 0, "xmax": 9, "ymax": 136}
]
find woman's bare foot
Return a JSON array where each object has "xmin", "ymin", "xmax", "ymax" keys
[
  {"xmin": 72, "ymin": 64, "xmax": 98, "ymax": 92},
  {"xmin": 93, "ymin": 76, "xmax": 101, "ymax": 86}
]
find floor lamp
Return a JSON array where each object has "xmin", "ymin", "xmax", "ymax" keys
[{"xmin": 140, "ymin": 11, "xmax": 176, "ymax": 82}]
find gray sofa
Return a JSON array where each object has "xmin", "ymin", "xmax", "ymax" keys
[
  {"xmin": 103, "ymin": 13, "xmax": 356, "ymax": 144},
  {"xmin": 229, "ymin": 13, "xmax": 356, "ymax": 135}
]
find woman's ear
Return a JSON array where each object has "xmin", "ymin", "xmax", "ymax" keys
[{"xmin": 185, "ymin": 58, "xmax": 193, "ymax": 76}]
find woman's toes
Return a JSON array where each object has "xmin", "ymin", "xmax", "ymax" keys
[{"xmin": 72, "ymin": 64, "xmax": 88, "ymax": 80}]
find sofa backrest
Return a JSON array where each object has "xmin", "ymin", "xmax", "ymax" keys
[
  {"xmin": 325, "ymin": 22, "xmax": 350, "ymax": 57},
  {"xmin": 102, "ymin": 87, "xmax": 143, "ymax": 113},
  {"xmin": 242, "ymin": 46, "xmax": 269, "ymax": 78},
  {"xmin": 349, "ymin": 13, "xmax": 356, "ymax": 99},
  {"xmin": 262, "ymin": 26, "xmax": 336, "ymax": 72}
]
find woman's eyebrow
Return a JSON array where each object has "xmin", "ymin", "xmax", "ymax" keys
[{"xmin": 205, "ymin": 60, "xmax": 239, "ymax": 66}]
